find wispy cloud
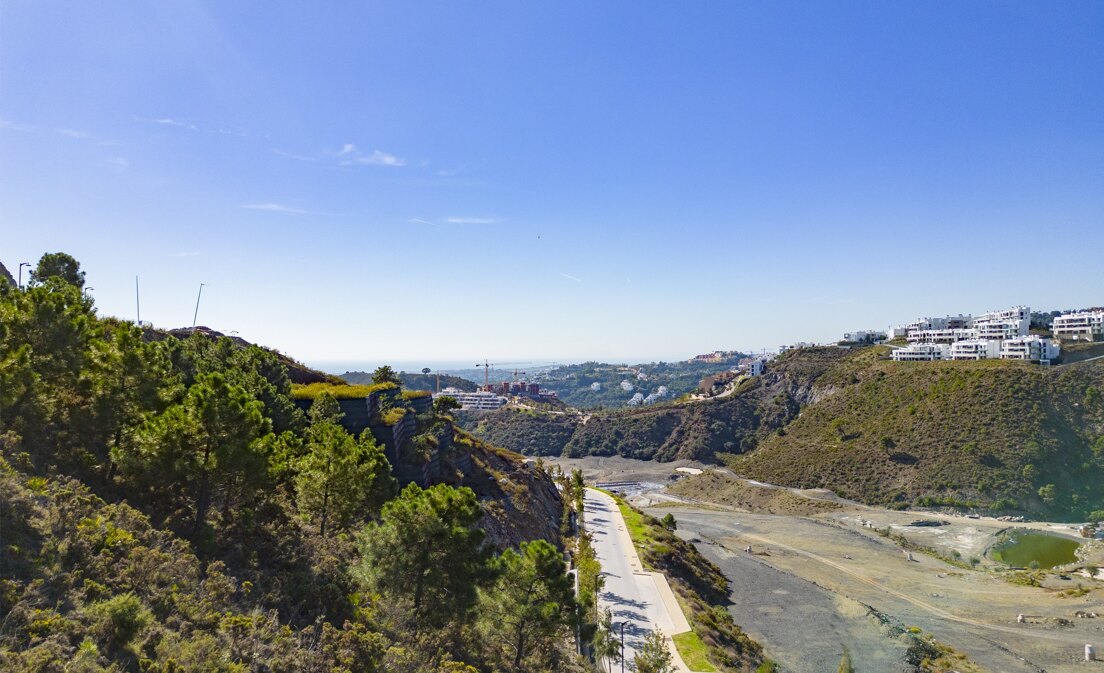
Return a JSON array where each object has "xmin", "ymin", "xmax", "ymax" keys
[
  {"xmin": 561, "ymin": 273, "xmax": 583, "ymax": 283},
  {"xmin": 1, "ymin": 119, "xmax": 115, "ymax": 145},
  {"xmin": 151, "ymin": 117, "xmax": 199, "ymax": 131},
  {"xmin": 409, "ymin": 218, "xmax": 434, "ymax": 225},
  {"xmin": 337, "ymin": 144, "xmax": 406, "ymax": 167},
  {"xmin": 242, "ymin": 203, "xmax": 308, "ymax": 215},
  {"xmin": 446, "ymin": 217, "xmax": 500, "ymax": 225}
]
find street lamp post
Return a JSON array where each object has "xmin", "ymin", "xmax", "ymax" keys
[
  {"xmin": 619, "ymin": 621, "xmax": 626, "ymax": 673},
  {"xmin": 18, "ymin": 262, "xmax": 30, "ymax": 288}
]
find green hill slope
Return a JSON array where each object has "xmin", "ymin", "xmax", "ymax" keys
[{"xmin": 731, "ymin": 347, "xmax": 1104, "ymax": 520}]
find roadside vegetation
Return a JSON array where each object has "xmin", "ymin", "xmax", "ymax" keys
[{"xmin": 608, "ymin": 496, "xmax": 770, "ymax": 672}]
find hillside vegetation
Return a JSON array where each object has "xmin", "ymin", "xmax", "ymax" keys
[
  {"xmin": 0, "ymin": 253, "xmax": 583, "ymax": 673},
  {"xmin": 342, "ymin": 370, "xmax": 479, "ymax": 393},
  {"xmin": 732, "ymin": 346, "xmax": 1104, "ymax": 520},
  {"xmin": 468, "ymin": 345, "xmax": 1104, "ymax": 519}
]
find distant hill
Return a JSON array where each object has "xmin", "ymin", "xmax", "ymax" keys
[
  {"xmin": 461, "ymin": 347, "xmax": 848, "ymax": 462},
  {"xmin": 464, "ymin": 345, "xmax": 1104, "ymax": 520},
  {"xmin": 341, "ymin": 370, "xmax": 479, "ymax": 392},
  {"xmin": 536, "ymin": 357, "xmax": 748, "ymax": 408}
]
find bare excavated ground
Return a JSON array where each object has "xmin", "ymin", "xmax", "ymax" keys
[{"xmin": 556, "ymin": 457, "xmax": 1104, "ymax": 673}]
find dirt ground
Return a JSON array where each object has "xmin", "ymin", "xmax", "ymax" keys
[{"xmin": 550, "ymin": 456, "xmax": 1104, "ymax": 673}]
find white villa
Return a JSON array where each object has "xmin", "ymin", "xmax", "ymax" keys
[{"xmin": 1052, "ymin": 310, "xmax": 1104, "ymax": 342}]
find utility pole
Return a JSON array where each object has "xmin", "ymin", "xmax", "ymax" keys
[
  {"xmin": 18, "ymin": 262, "xmax": 30, "ymax": 288},
  {"xmin": 135, "ymin": 275, "xmax": 141, "ymax": 325},
  {"xmin": 191, "ymin": 283, "xmax": 206, "ymax": 333}
]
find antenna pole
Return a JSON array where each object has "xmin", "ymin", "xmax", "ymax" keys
[
  {"xmin": 135, "ymin": 275, "xmax": 141, "ymax": 325},
  {"xmin": 191, "ymin": 283, "xmax": 206, "ymax": 333}
]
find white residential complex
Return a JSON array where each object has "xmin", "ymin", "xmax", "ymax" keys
[
  {"xmin": 433, "ymin": 388, "xmax": 507, "ymax": 411},
  {"xmin": 892, "ymin": 305, "xmax": 1059, "ymax": 364},
  {"xmin": 1052, "ymin": 310, "xmax": 1104, "ymax": 342},
  {"xmin": 1000, "ymin": 335, "xmax": 1062, "ymax": 362}
]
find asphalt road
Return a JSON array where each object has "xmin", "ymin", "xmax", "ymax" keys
[{"xmin": 585, "ymin": 488, "xmax": 681, "ymax": 671}]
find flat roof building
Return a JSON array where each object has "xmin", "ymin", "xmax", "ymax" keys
[
  {"xmin": 1052, "ymin": 310, "xmax": 1104, "ymax": 342},
  {"xmin": 891, "ymin": 343, "xmax": 950, "ymax": 361}
]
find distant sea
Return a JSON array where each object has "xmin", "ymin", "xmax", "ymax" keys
[{"xmin": 308, "ymin": 360, "xmax": 564, "ymax": 375}]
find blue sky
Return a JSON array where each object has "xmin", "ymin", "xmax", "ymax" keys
[{"xmin": 2, "ymin": 2, "xmax": 1102, "ymax": 369}]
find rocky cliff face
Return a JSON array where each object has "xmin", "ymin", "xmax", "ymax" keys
[{"xmin": 457, "ymin": 439, "xmax": 564, "ymax": 549}]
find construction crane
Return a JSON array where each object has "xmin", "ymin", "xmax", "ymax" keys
[{"xmin": 475, "ymin": 360, "xmax": 531, "ymax": 388}]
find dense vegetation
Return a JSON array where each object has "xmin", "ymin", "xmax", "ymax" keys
[
  {"xmin": 0, "ymin": 253, "xmax": 585, "ymax": 673},
  {"xmin": 342, "ymin": 370, "xmax": 479, "ymax": 393}
]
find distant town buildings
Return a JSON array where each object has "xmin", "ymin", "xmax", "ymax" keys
[
  {"xmin": 619, "ymin": 380, "xmax": 634, "ymax": 392},
  {"xmin": 590, "ymin": 382, "xmax": 602, "ymax": 391},
  {"xmin": 627, "ymin": 392, "xmax": 645, "ymax": 406},
  {"xmin": 1052, "ymin": 310, "xmax": 1104, "ymax": 342},
  {"xmin": 745, "ymin": 359, "xmax": 765, "ymax": 376},
  {"xmin": 691, "ymin": 350, "xmax": 741, "ymax": 363}
]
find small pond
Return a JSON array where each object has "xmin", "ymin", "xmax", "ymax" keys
[{"xmin": 989, "ymin": 530, "xmax": 1080, "ymax": 569}]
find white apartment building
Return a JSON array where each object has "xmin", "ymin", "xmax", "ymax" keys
[
  {"xmin": 949, "ymin": 339, "xmax": 1001, "ymax": 361},
  {"xmin": 891, "ymin": 343, "xmax": 950, "ymax": 361},
  {"xmin": 1052, "ymin": 310, "xmax": 1104, "ymax": 342},
  {"xmin": 433, "ymin": 388, "xmax": 507, "ymax": 411},
  {"xmin": 746, "ymin": 359, "xmax": 765, "ymax": 376},
  {"xmin": 908, "ymin": 328, "xmax": 978, "ymax": 345},
  {"xmin": 906, "ymin": 314, "xmax": 973, "ymax": 333},
  {"xmin": 973, "ymin": 306, "xmax": 1030, "ymax": 340},
  {"xmin": 627, "ymin": 392, "xmax": 645, "ymax": 406},
  {"xmin": 1000, "ymin": 335, "xmax": 1060, "ymax": 363}
]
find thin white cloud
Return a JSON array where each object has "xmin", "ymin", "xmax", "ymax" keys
[
  {"xmin": 410, "ymin": 218, "xmax": 434, "ymax": 225},
  {"xmin": 152, "ymin": 117, "xmax": 199, "ymax": 131},
  {"xmin": 1, "ymin": 119, "xmax": 115, "ymax": 145},
  {"xmin": 242, "ymin": 203, "xmax": 308, "ymax": 215},
  {"xmin": 446, "ymin": 217, "xmax": 500, "ymax": 225},
  {"xmin": 337, "ymin": 144, "xmax": 406, "ymax": 167},
  {"xmin": 561, "ymin": 273, "xmax": 583, "ymax": 283}
]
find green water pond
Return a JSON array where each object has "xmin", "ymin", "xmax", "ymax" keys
[{"xmin": 989, "ymin": 530, "xmax": 1080, "ymax": 569}]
